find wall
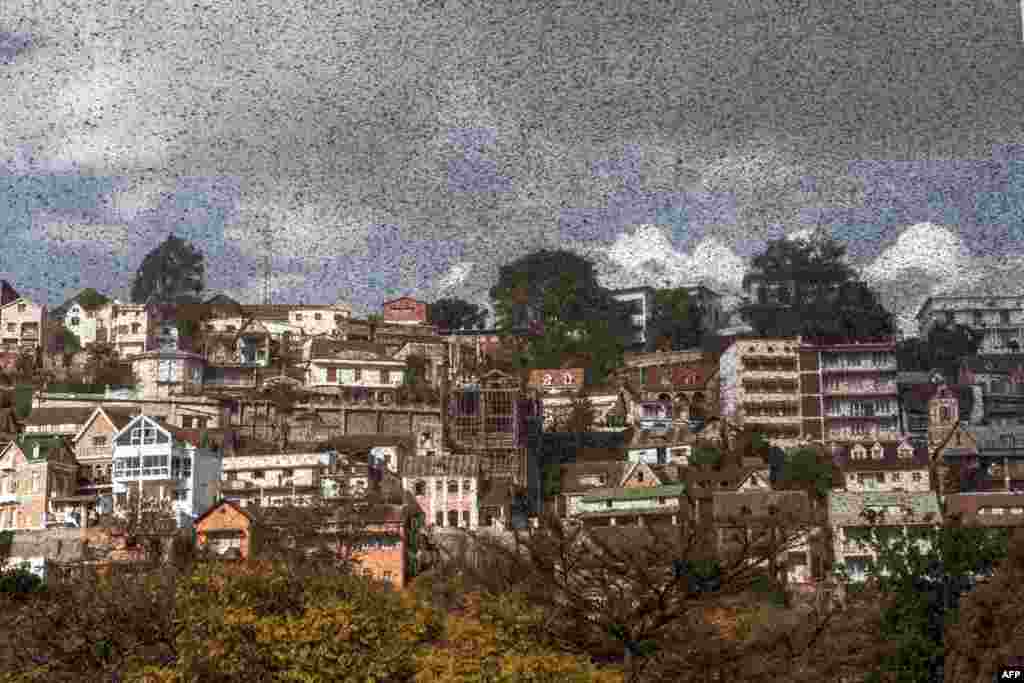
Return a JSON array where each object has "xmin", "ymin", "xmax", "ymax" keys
[
  {"xmin": 0, "ymin": 298, "xmax": 45, "ymax": 349},
  {"xmin": 406, "ymin": 475, "xmax": 479, "ymax": 530},
  {"xmin": 842, "ymin": 469, "xmax": 930, "ymax": 493},
  {"xmin": 382, "ymin": 298, "xmax": 427, "ymax": 325},
  {"xmin": 190, "ymin": 449, "xmax": 223, "ymax": 523},
  {"xmin": 353, "ymin": 521, "xmax": 407, "ymax": 588},
  {"xmin": 74, "ymin": 415, "xmax": 118, "ymax": 464}
]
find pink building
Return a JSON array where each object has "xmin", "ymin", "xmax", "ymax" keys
[{"xmin": 401, "ymin": 453, "xmax": 481, "ymax": 530}]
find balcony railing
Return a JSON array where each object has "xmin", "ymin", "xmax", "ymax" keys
[
  {"xmin": 821, "ymin": 363, "xmax": 897, "ymax": 373},
  {"xmin": 203, "ymin": 377, "xmax": 258, "ymax": 388},
  {"xmin": 824, "ymin": 384, "xmax": 898, "ymax": 395},
  {"xmin": 827, "ymin": 429, "xmax": 901, "ymax": 441}
]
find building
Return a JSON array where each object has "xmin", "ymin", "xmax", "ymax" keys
[
  {"xmin": 111, "ymin": 415, "xmax": 223, "ymax": 528},
  {"xmin": 916, "ymin": 295, "xmax": 1024, "ymax": 354},
  {"xmin": 194, "ymin": 499, "xmax": 260, "ymax": 559},
  {"xmin": 799, "ymin": 339, "xmax": 900, "ymax": 443},
  {"xmin": 69, "ymin": 406, "xmax": 140, "ymax": 516},
  {"xmin": 0, "ymin": 434, "xmax": 78, "ymax": 529},
  {"xmin": 0, "ymin": 296, "xmax": 46, "ymax": 352},
  {"xmin": 285, "ymin": 302, "xmax": 353, "ymax": 337},
  {"xmin": 944, "ymin": 493, "xmax": 1024, "ymax": 527},
  {"xmin": 960, "ymin": 355, "xmax": 1024, "ymax": 424},
  {"xmin": 0, "ymin": 281, "xmax": 19, "ymax": 308},
  {"xmin": 382, "ymin": 296, "xmax": 428, "ymax": 325},
  {"xmin": 21, "ymin": 406, "xmax": 97, "ymax": 436},
  {"xmin": 220, "ymin": 448, "xmax": 336, "ymax": 508},
  {"xmin": 131, "ymin": 350, "xmax": 207, "ymax": 399},
  {"xmin": 828, "ymin": 490, "xmax": 941, "ymax": 582},
  {"xmin": 617, "ymin": 349, "xmax": 721, "ymax": 424},
  {"xmin": 31, "ymin": 390, "xmax": 222, "ymax": 432},
  {"xmin": 610, "ymin": 284, "xmax": 725, "ymax": 350},
  {"xmin": 568, "ymin": 460, "xmax": 686, "ymax": 528},
  {"xmin": 829, "ymin": 440, "xmax": 931, "ymax": 493},
  {"xmin": 63, "ymin": 295, "xmax": 115, "ymax": 346},
  {"xmin": 623, "ymin": 426, "xmax": 697, "ymax": 465},
  {"xmin": 402, "ymin": 453, "xmax": 482, "ymax": 530},
  {"xmin": 719, "ymin": 338, "xmax": 804, "ymax": 446},
  {"xmin": 107, "ymin": 302, "xmax": 152, "ymax": 358},
  {"xmin": 304, "ymin": 339, "xmax": 406, "ymax": 402}
]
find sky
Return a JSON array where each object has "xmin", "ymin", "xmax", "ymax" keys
[{"xmin": 2, "ymin": 0, "xmax": 1024, "ymax": 337}]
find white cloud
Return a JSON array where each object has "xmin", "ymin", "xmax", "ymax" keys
[
  {"xmin": 862, "ymin": 222, "xmax": 973, "ymax": 285},
  {"xmin": 603, "ymin": 224, "xmax": 747, "ymax": 294},
  {"xmin": 437, "ymin": 262, "xmax": 474, "ymax": 293},
  {"xmin": 29, "ymin": 220, "xmax": 130, "ymax": 246}
]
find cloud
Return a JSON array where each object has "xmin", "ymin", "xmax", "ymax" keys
[
  {"xmin": 862, "ymin": 222, "xmax": 974, "ymax": 285},
  {"xmin": 29, "ymin": 220, "xmax": 129, "ymax": 246},
  {"xmin": 436, "ymin": 262, "xmax": 474, "ymax": 293}
]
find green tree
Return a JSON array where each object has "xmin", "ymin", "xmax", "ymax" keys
[
  {"xmin": 776, "ymin": 446, "xmax": 834, "ymax": 501},
  {"xmin": 54, "ymin": 326, "xmax": 82, "ymax": 367},
  {"xmin": 489, "ymin": 250, "xmax": 630, "ymax": 385},
  {"xmin": 646, "ymin": 287, "xmax": 704, "ymax": 352},
  {"xmin": 690, "ymin": 445, "xmax": 723, "ymax": 468},
  {"xmin": 740, "ymin": 235, "xmax": 894, "ymax": 340},
  {"xmin": 130, "ymin": 234, "xmax": 206, "ymax": 305},
  {"xmin": 428, "ymin": 297, "xmax": 488, "ymax": 331},
  {"xmin": 84, "ymin": 342, "xmax": 136, "ymax": 388},
  {"xmin": 852, "ymin": 506, "xmax": 1009, "ymax": 683}
]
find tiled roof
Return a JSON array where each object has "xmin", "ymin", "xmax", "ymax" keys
[
  {"xmin": 23, "ymin": 407, "xmax": 95, "ymax": 427},
  {"xmin": 828, "ymin": 491, "xmax": 940, "ymax": 524},
  {"xmin": 628, "ymin": 426, "xmax": 695, "ymax": 448},
  {"xmin": 480, "ymin": 480, "xmax": 519, "ymax": 508},
  {"xmin": 560, "ymin": 462, "xmax": 625, "ymax": 494},
  {"xmin": 103, "ymin": 407, "xmax": 140, "ymax": 431},
  {"xmin": 581, "ymin": 483, "xmax": 686, "ymax": 503},
  {"xmin": 402, "ymin": 454, "xmax": 481, "ymax": 478},
  {"xmin": 13, "ymin": 434, "xmax": 71, "ymax": 462}
]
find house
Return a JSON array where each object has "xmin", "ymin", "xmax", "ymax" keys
[
  {"xmin": 220, "ymin": 447, "xmax": 336, "ymax": 508},
  {"xmin": 389, "ymin": 339, "xmax": 446, "ymax": 389},
  {"xmin": 106, "ymin": 302, "xmax": 152, "ymax": 358},
  {"xmin": 828, "ymin": 490, "xmax": 941, "ymax": 582},
  {"xmin": 21, "ymin": 406, "xmax": 96, "ymax": 435},
  {"xmin": 916, "ymin": 295, "xmax": 1024, "ymax": 355},
  {"xmin": 830, "ymin": 440, "xmax": 931, "ymax": 493},
  {"xmin": 402, "ymin": 454, "xmax": 482, "ymax": 530},
  {"xmin": 69, "ymin": 405, "xmax": 140, "ymax": 517},
  {"xmin": 304, "ymin": 339, "xmax": 406, "ymax": 403},
  {"xmin": 62, "ymin": 293, "xmax": 114, "ymax": 346},
  {"xmin": 944, "ymin": 492, "xmax": 1024, "ymax": 527},
  {"xmin": 709, "ymin": 490, "xmax": 822, "ymax": 585},
  {"xmin": 111, "ymin": 415, "xmax": 223, "ymax": 528},
  {"xmin": 0, "ymin": 296, "xmax": 47, "ymax": 352},
  {"xmin": 610, "ymin": 286, "xmax": 656, "ymax": 349},
  {"xmin": 624, "ymin": 426, "xmax": 697, "ymax": 465},
  {"xmin": 193, "ymin": 499, "xmax": 423, "ymax": 588},
  {"xmin": 617, "ymin": 350, "xmax": 721, "ymax": 425},
  {"xmin": 287, "ymin": 302, "xmax": 353, "ymax": 336},
  {"xmin": 960, "ymin": 355, "xmax": 1024, "ymax": 424},
  {"xmin": 382, "ymin": 296, "xmax": 428, "ymax": 325},
  {"xmin": 932, "ymin": 422, "xmax": 1024, "ymax": 495},
  {"xmin": 0, "ymin": 281, "xmax": 19, "ymax": 308},
  {"xmin": 131, "ymin": 349, "xmax": 207, "ymax": 399},
  {"xmin": 799, "ymin": 338, "xmax": 900, "ymax": 443},
  {"xmin": 719, "ymin": 338, "xmax": 804, "ymax": 446},
  {"xmin": 556, "ymin": 461, "xmax": 627, "ymax": 518},
  {"xmin": 569, "ymin": 460, "xmax": 687, "ymax": 528},
  {"xmin": 0, "ymin": 434, "xmax": 78, "ymax": 529}
]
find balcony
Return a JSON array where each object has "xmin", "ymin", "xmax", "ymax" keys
[
  {"xmin": 824, "ymin": 383, "xmax": 897, "ymax": 396},
  {"xmin": 826, "ymin": 429, "xmax": 901, "ymax": 441},
  {"xmin": 824, "ymin": 411, "xmax": 898, "ymax": 419},
  {"xmin": 203, "ymin": 377, "xmax": 258, "ymax": 388},
  {"xmin": 821, "ymin": 363, "xmax": 897, "ymax": 373},
  {"xmin": 221, "ymin": 479, "xmax": 254, "ymax": 491},
  {"xmin": 742, "ymin": 392, "xmax": 800, "ymax": 404},
  {"xmin": 743, "ymin": 414, "xmax": 801, "ymax": 424}
]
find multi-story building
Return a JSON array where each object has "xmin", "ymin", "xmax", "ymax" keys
[
  {"xmin": 800, "ymin": 339, "xmax": 900, "ymax": 443},
  {"xmin": 21, "ymin": 406, "xmax": 96, "ymax": 436},
  {"xmin": 960, "ymin": 355, "xmax": 1024, "ymax": 424},
  {"xmin": 131, "ymin": 350, "xmax": 207, "ymax": 399},
  {"xmin": 0, "ymin": 281, "xmax": 19, "ymax": 308},
  {"xmin": 403, "ymin": 453, "xmax": 481, "ymax": 530},
  {"xmin": 111, "ymin": 415, "xmax": 222, "ymax": 528},
  {"xmin": 107, "ymin": 302, "xmax": 152, "ymax": 358},
  {"xmin": 304, "ymin": 339, "xmax": 407, "ymax": 403},
  {"xmin": 944, "ymin": 493, "xmax": 1024, "ymax": 528},
  {"xmin": 286, "ymin": 302, "xmax": 353, "ymax": 337},
  {"xmin": 617, "ymin": 349, "xmax": 722, "ymax": 425},
  {"xmin": 610, "ymin": 284, "xmax": 725, "ymax": 350},
  {"xmin": 720, "ymin": 337, "xmax": 804, "ymax": 446},
  {"xmin": 0, "ymin": 296, "xmax": 46, "ymax": 352},
  {"xmin": 0, "ymin": 434, "xmax": 78, "ymax": 529},
  {"xmin": 567, "ymin": 460, "xmax": 686, "ymax": 528},
  {"xmin": 916, "ymin": 295, "xmax": 1024, "ymax": 354},
  {"xmin": 829, "ymin": 440, "xmax": 931, "ymax": 493},
  {"xmin": 382, "ymin": 296, "xmax": 428, "ymax": 326},
  {"xmin": 828, "ymin": 490, "xmax": 940, "ymax": 582},
  {"xmin": 220, "ymin": 448, "xmax": 336, "ymax": 508},
  {"xmin": 70, "ymin": 405, "xmax": 140, "ymax": 501}
]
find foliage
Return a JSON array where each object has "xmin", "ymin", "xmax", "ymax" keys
[
  {"xmin": 850, "ymin": 506, "xmax": 1010, "ymax": 683},
  {"xmin": 895, "ymin": 321, "xmax": 984, "ymax": 381},
  {"xmin": 84, "ymin": 341, "xmax": 137, "ymax": 387},
  {"xmin": 739, "ymin": 235, "xmax": 894, "ymax": 339},
  {"xmin": 74, "ymin": 288, "xmax": 110, "ymax": 311},
  {"xmin": 130, "ymin": 234, "xmax": 206, "ymax": 305},
  {"xmin": 96, "ymin": 492, "xmax": 180, "ymax": 562},
  {"xmin": 777, "ymin": 447, "xmax": 834, "ymax": 500},
  {"xmin": 429, "ymin": 297, "xmax": 488, "ymax": 331},
  {"xmin": 12, "ymin": 384, "xmax": 32, "ymax": 419},
  {"xmin": 489, "ymin": 250, "xmax": 630, "ymax": 385},
  {"xmin": 689, "ymin": 445, "xmax": 722, "ymax": 468},
  {"xmin": 646, "ymin": 287, "xmax": 704, "ymax": 352},
  {"xmin": 0, "ymin": 564, "xmax": 44, "ymax": 597}
]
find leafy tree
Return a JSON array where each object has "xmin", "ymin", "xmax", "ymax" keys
[
  {"xmin": 896, "ymin": 321, "xmax": 984, "ymax": 381},
  {"xmin": 690, "ymin": 445, "xmax": 723, "ymax": 468},
  {"xmin": 429, "ymin": 297, "xmax": 488, "ymax": 331},
  {"xmin": 96, "ymin": 490, "xmax": 180, "ymax": 562},
  {"xmin": 54, "ymin": 326, "xmax": 82, "ymax": 367},
  {"xmin": 74, "ymin": 287, "xmax": 109, "ymax": 311},
  {"xmin": 130, "ymin": 234, "xmax": 205, "ymax": 305},
  {"xmin": 489, "ymin": 250, "xmax": 630, "ymax": 385},
  {"xmin": 646, "ymin": 287, "xmax": 704, "ymax": 352},
  {"xmin": 776, "ymin": 447, "xmax": 834, "ymax": 501},
  {"xmin": 84, "ymin": 341, "xmax": 136, "ymax": 387},
  {"xmin": 740, "ymin": 235, "xmax": 895, "ymax": 339},
  {"xmin": 0, "ymin": 564, "xmax": 44, "ymax": 597},
  {"xmin": 851, "ymin": 505, "xmax": 1009, "ymax": 683}
]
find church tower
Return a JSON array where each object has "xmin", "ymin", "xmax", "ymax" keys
[{"xmin": 928, "ymin": 384, "xmax": 959, "ymax": 449}]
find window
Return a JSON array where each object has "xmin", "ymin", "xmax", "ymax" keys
[
  {"xmin": 327, "ymin": 367, "xmax": 338, "ymax": 383},
  {"xmin": 382, "ymin": 570, "xmax": 393, "ymax": 583},
  {"xmin": 334, "ymin": 314, "xmax": 344, "ymax": 323},
  {"xmin": 1002, "ymin": 310, "xmax": 1011, "ymax": 324},
  {"xmin": 130, "ymin": 424, "xmax": 159, "ymax": 446},
  {"xmin": 70, "ymin": 317, "xmax": 80, "ymax": 326},
  {"xmin": 637, "ymin": 470, "xmax": 644, "ymax": 482},
  {"xmin": 314, "ymin": 313, "xmax": 322, "ymax": 321},
  {"xmin": 295, "ymin": 313, "xmax": 303, "ymax": 321},
  {"xmin": 414, "ymin": 480, "xmax": 426, "ymax": 495},
  {"xmin": 461, "ymin": 510, "xmax": 470, "ymax": 525},
  {"xmin": 281, "ymin": 469, "xmax": 293, "ymax": 478},
  {"xmin": 354, "ymin": 368, "xmax": 362, "ymax": 382},
  {"xmin": 912, "ymin": 472, "xmax": 922, "ymax": 482},
  {"xmin": 871, "ymin": 444, "xmax": 884, "ymax": 459},
  {"xmin": 131, "ymin": 323, "xmax": 140, "ymax": 333},
  {"xmin": 435, "ymin": 480, "xmax": 443, "ymax": 492},
  {"xmin": 174, "ymin": 489, "xmax": 187, "ymax": 502},
  {"xmin": 851, "ymin": 445, "xmax": 866, "ymax": 460},
  {"xmin": 5, "ymin": 323, "xmax": 13, "ymax": 333},
  {"xmin": 658, "ymin": 497, "xmax": 666, "ymax": 505},
  {"xmin": 462, "ymin": 479, "xmax": 471, "ymax": 493},
  {"xmin": 182, "ymin": 416, "xmax": 194, "ymax": 429},
  {"xmin": 940, "ymin": 406, "xmax": 951, "ymax": 423},
  {"xmin": 92, "ymin": 436, "xmax": 107, "ymax": 447},
  {"xmin": 435, "ymin": 510, "xmax": 444, "ymax": 526},
  {"xmin": 17, "ymin": 304, "xmax": 25, "ymax": 312},
  {"xmin": 253, "ymin": 471, "xmax": 265, "ymax": 479},
  {"xmin": 605, "ymin": 500, "xmax": 613, "ymax": 509},
  {"xmin": 448, "ymin": 480, "xmax": 458, "ymax": 494},
  {"xmin": 448, "ymin": 510, "xmax": 458, "ymax": 526},
  {"xmin": 891, "ymin": 472, "xmax": 902, "ymax": 481}
]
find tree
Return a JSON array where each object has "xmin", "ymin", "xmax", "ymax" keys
[
  {"xmin": 740, "ymin": 235, "xmax": 895, "ymax": 339},
  {"xmin": 84, "ymin": 341, "xmax": 136, "ymax": 387},
  {"xmin": 489, "ymin": 249, "xmax": 631, "ymax": 385},
  {"xmin": 851, "ymin": 505, "xmax": 1010, "ymax": 683},
  {"xmin": 896, "ymin": 321, "xmax": 984, "ymax": 381},
  {"xmin": 53, "ymin": 326, "xmax": 82, "ymax": 368},
  {"xmin": 646, "ymin": 287, "xmax": 704, "ymax": 352},
  {"xmin": 96, "ymin": 489, "xmax": 180, "ymax": 563},
  {"xmin": 130, "ymin": 234, "xmax": 205, "ymax": 305},
  {"xmin": 690, "ymin": 445, "xmax": 723, "ymax": 468},
  {"xmin": 429, "ymin": 297, "xmax": 488, "ymax": 331},
  {"xmin": 776, "ymin": 446, "xmax": 834, "ymax": 501}
]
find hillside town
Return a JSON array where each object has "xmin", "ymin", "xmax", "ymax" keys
[{"xmin": 0, "ymin": 264, "xmax": 1019, "ymax": 600}]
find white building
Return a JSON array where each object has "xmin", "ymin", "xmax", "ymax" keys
[
  {"xmin": 107, "ymin": 302, "xmax": 152, "ymax": 358},
  {"xmin": 0, "ymin": 296, "xmax": 46, "ymax": 352},
  {"xmin": 403, "ymin": 453, "xmax": 482, "ymax": 530},
  {"xmin": 829, "ymin": 440, "xmax": 931, "ymax": 493},
  {"xmin": 220, "ymin": 449, "xmax": 336, "ymax": 508},
  {"xmin": 916, "ymin": 295, "xmax": 1024, "ymax": 354},
  {"xmin": 111, "ymin": 415, "xmax": 222, "ymax": 528},
  {"xmin": 828, "ymin": 491, "xmax": 940, "ymax": 582}
]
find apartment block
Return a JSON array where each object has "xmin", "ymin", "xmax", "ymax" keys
[
  {"xmin": 916, "ymin": 295, "xmax": 1024, "ymax": 354},
  {"xmin": 800, "ymin": 339, "xmax": 900, "ymax": 443},
  {"xmin": 0, "ymin": 296, "xmax": 46, "ymax": 352},
  {"xmin": 719, "ymin": 337, "xmax": 803, "ymax": 446}
]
